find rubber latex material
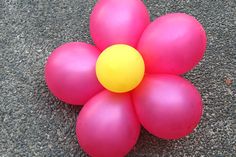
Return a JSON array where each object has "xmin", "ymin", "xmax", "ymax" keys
[
  {"xmin": 96, "ymin": 44, "xmax": 145, "ymax": 93},
  {"xmin": 90, "ymin": 0, "xmax": 150, "ymax": 50},
  {"xmin": 133, "ymin": 74, "xmax": 203, "ymax": 139},
  {"xmin": 76, "ymin": 90, "xmax": 140, "ymax": 157},
  {"xmin": 138, "ymin": 13, "xmax": 207, "ymax": 75},
  {"xmin": 45, "ymin": 42, "xmax": 103, "ymax": 105}
]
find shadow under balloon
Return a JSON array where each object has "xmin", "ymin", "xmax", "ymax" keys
[
  {"xmin": 32, "ymin": 69, "xmax": 191, "ymax": 157},
  {"xmin": 31, "ymin": 67, "xmax": 83, "ymax": 133},
  {"xmin": 128, "ymin": 128, "xmax": 179, "ymax": 157}
]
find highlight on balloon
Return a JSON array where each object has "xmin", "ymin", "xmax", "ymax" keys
[{"xmin": 44, "ymin": 0, "xmax": 207, "ymax": 156}]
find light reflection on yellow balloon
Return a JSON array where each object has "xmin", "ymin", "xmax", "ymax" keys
[{"xmin": 96, "ymin": 44, "xmax": 145, "ymax": 93}]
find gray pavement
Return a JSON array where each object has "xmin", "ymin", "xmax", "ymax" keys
[{"xmin": 1, "ymin": 0, "xmax": 236, "ymax": 156}]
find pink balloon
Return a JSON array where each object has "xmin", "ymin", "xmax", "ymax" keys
[
  {"xmin": 90, "ymin": 0, "xmax": 150, "ymax": 50},
  {"xmin": 138, "ymin": 13, "xmax": 207, "ymax": 74},
  {"xmin": 133, "ymin": 74, "xmax": 203, "ymax": 139},
  {"xmin": 45, "ymin": 42, "xmax": 103, "ymax": 105},
  {"xmin": 76, "ymin": 90, "xmax": 140, "ymax": 157}
]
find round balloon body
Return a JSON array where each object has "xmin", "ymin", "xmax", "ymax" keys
[
  {"xmin": 45, "ymin": 42, "xmax": 103, "ymax": 105},
  {"xmin": 133, "ymin": 74, "xmax": 203, "ymax": 139},
  {"xmin": 138, "ymin": 13, "xmax": 207, "ymax": 74},
  {"xmin": 76, "ymin": 91, "xmax": 140, "ymax": 157},
  {"xmin": 96, "ymin": 44, "xmax": 145, "ymax": 93},
  {"xmin": 90, "ymin": 0, "xmax": 150, "ymax": 50}
]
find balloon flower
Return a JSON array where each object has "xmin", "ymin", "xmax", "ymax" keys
[{"xmin": 45, "ymin": 0, "xmax": 207, "ymax": 156}]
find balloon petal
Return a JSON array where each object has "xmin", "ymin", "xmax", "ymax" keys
[
  {"xmin": 138, "ymin": 13, "xmax": 207, "ymax": 74},
  {"xmin": 45, "ymin": 42, "xmax": 103, "ymax": 105},
  {"xmin": 132, "ymin": 74, "xmax": 203, "ymax": 139},
  {"xmin": 76, "ymin": 90, "xmax": 140, "ymax": 157},
  {"xmin": 90, "ymin": 0, "xmax": 150, "ymax": 50}
]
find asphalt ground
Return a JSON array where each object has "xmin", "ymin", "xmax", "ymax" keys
[{"xmin": 1, "ymin": 0, "xmax": 236, "ymax": 156}]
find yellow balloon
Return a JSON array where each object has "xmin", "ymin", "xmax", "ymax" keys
[{"xmin": 96, "ymin": 44, "xmax": 145, "ymax": 93}]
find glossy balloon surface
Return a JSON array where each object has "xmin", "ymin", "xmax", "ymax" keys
[
  {"xmin": 138, "ymin": 13, "xmax": 207, "ymax": 74},
  {"xmin": 76, "ymin": 91, "xmax": 140, "ymax": 157},
  {"xmin": 45, "ymin": 42, "xmax": 103, "ymax": 105},
  {"xmin": 96, "ymin": 44, "xmax": 145, "ymax": 93},
  {"xmin": 90, "ymin": 0, "xmax": 150, "ymax": 50},
  {"xmin": 133, "ymin": 74, "xmax": 203, "ymax": 139},
  {"xmin": 44, "ymin": 1, "xmax": 207, "ymax": 156}
]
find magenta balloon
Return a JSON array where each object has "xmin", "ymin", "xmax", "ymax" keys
[
  {"xmin": 138, "ymin": 13, "xmax": 207, "ymax": 74},
  {"xmin": 133, "ymin": 74, "xmax": 203, "ymax": 139},
  {"xmin": 76, "ymin": 90, "xmax": 140, "ymax": 157},
  {"xmin": 90, "ymin": 0, "xmax": 150, "ymax": 50},
  {"xmin": 45, "ymin": 42, "xmax": 103, "ymax": 105}
]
